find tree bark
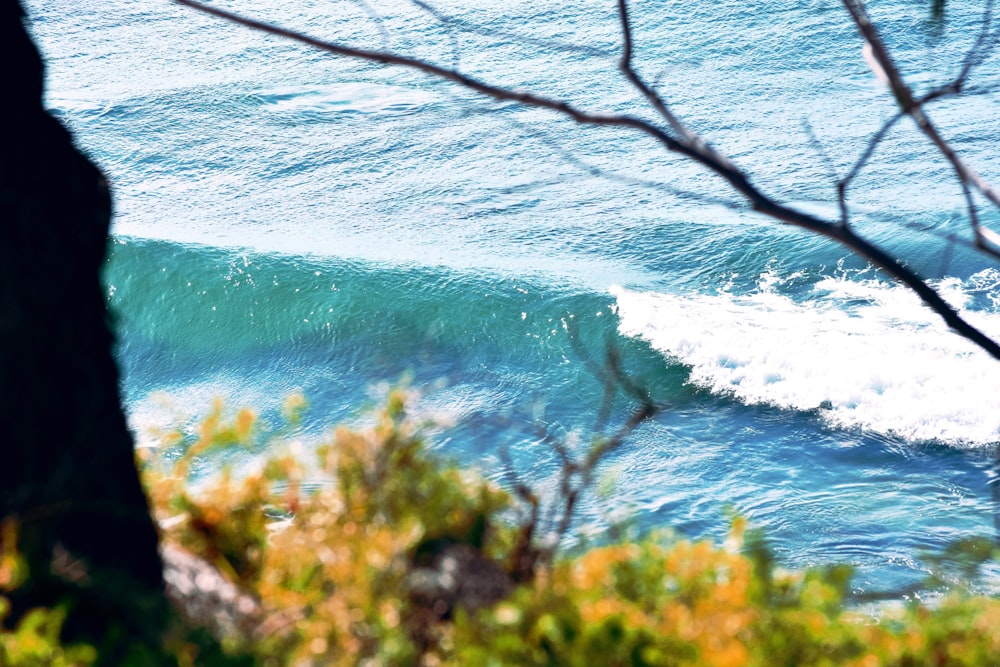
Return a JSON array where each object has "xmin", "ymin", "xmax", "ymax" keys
[{"xmin": 1, "ymin": 0, "xmax": 165, "ymax": 640}]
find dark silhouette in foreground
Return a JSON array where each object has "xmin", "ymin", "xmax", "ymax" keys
[{"xmin": 1, "ymin": 0, "xmax": 167, "ymax": 655}]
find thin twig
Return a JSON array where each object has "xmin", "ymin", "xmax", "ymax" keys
[
  {"xmin": 838, "ymin": 111, "xmax": 905, "ymax": 227},
  {"xmin": 842, "ymin": 0, "xmax": 1000, "ymax": 260},
  {"xmin": 409, "ymin": 0, "xmax": 614, "ymax": 59},
  {"xmin": 408, "ymin": 0, "xmax": 461, "ymax": 70},
  {"xmin": 175, "ymin": 0, "xmax": 1000, "ymax": 360},
  {"xmin": 616, "ymin": 0, "xmax": 732, "ymax": 168},
  {"xmin": 800, "ymin": 118, "xmax": 840, "ymax": 185},
  {"xmin": 449, "ymin": 99, "xmax": 743, "ymax": 209},
  {"xmin": 953, "ymin": 0, "xmax": 998, "ymax": 87},
  {"xmin": 344, "ymin": 0, "xmax": 391, "ymax": 51}
]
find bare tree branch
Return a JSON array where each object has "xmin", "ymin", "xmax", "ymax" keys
[
  {"xmin": 615, "ymin": 0, "xmax": 732, "ymax": 168},
  {"xmin": 408, "ymin": 0, "xmax": 460, "ymax": 70},
  {"xmin": 842, "ymin": 0, "xmax": 1000, "ymax": 260},
  {"xmin": 451, "ymin": 100, "xmax": 743, "ymax": 209},
  {"xmin": 344, "ymin": 0, "xmax": 391, "ymax": 51},
  {"xmin": 952, "ymin": 0, "xmax": 998, "ymax": 88},
  {"xmin": 174, "ymin": 0, "xmax": 1000, "ymax": 360},
  {"xmin": 837, "ymin": 111, "xmax": 905, "ymax": 227},
  {"xmin": 409, "ymin": 0, "xmax": 612, "ymax": 59},
  {"xmin": 800, "ymin": 118, "xmax": 840, "ymax": 184}
]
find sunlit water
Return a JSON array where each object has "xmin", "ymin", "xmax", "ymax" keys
[{"xmin": 23, "ymin": 0, "xmax": 1000, "ymax": 595}]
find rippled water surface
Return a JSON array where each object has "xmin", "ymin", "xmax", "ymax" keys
[{"xmin": 23, "ymin": 0, "xmax": 1000, "ymax": 593}]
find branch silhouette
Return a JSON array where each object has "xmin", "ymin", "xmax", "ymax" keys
[
  {"xmin": 175, "ymin": 0, "xmax": 1000, "ymax": 360},
  {"xmin": 842, "ymin": 0, "xmax": 1000, "ymax": 259}
]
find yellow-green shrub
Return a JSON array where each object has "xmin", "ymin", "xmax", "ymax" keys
[
  {"xmin": 0, "ymin": 520, "xmax": 97, "ymax": 667},
  {"xmin": 145, "ymin": 389, "xmax": 516, "ymax": 666},
  {"xmin": 7, "ymin": 391, "xmax": 1000, "ymax": 666}
]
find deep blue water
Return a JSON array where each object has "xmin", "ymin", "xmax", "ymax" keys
[{"xmin": 23, "ymin": 0, "xmax": 1000, "ymax": 595}]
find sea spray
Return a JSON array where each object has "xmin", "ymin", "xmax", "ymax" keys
[{"xmin": 613, "ymin": 269, "xmax": 1000, "ymax": 447}]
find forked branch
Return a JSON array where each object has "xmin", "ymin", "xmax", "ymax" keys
[
  {"xmin": 174, "ymin": 0, "xmax": 1000, "ymax": 360},
  {"xmin": 842, "ymin": 0, "xmax": 1000, "ymax": 259}
]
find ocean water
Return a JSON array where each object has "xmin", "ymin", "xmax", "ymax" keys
[{"xmin": 23, "ymin": 0, "xmax": 1000, "ymax": 595}]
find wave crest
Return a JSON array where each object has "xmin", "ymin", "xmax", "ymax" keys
[{"xmin": 612, "ymin": 270, "xmax": 1000, "ymax": 447}]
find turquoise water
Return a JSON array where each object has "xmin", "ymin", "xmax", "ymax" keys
[{"xmin": 24, "ymin": 0, "xmax": 1000, "ymax": 595}]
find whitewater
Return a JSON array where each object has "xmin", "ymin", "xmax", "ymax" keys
[{"xmin": 23, "ymin": 0, "xmax": 1000, "ymax": 594}]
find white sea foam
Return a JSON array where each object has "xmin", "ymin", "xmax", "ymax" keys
[{"xmin": 612, "ymin": 269, "xmax": 1000, "ymax": 447}]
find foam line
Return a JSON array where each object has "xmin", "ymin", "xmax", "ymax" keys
[{"xmin": 612, "ymin": 270, "xmax": 1000, "ymax": 447}]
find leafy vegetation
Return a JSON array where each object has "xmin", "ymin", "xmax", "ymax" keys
[{"xmin": 3, "ymin": 390, "xmax": 1000, "ymax": 665}]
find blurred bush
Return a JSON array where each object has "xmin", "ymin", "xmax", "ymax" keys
[{"xmin": 4, "ymin": 390, "xmax": 1000, "ymax": 665}]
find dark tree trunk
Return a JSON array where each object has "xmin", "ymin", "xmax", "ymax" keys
[{"xmin": 1, "ymin": 0, "xmax": 166, "ymax": 644}]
